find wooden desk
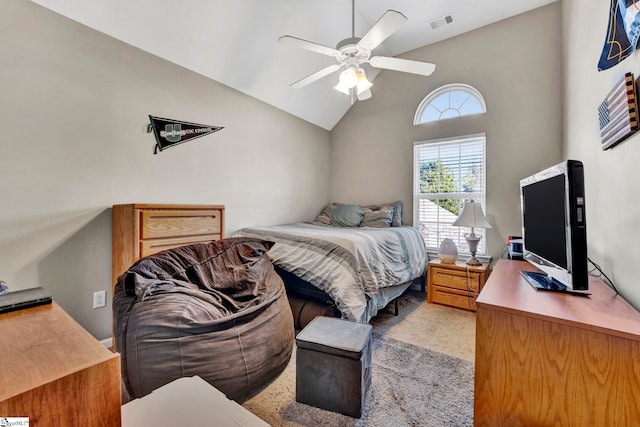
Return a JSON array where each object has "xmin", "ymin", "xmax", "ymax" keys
[
  {"xmin": 0, "ymin": 302, "xmax": 121, "ymax": 426},
  {"xmin": 474, "ymin": 259, "xmax": 640, "ymax": 426}
]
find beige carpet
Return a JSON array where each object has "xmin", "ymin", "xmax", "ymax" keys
[
  {"xmin": 241, "ymin": 290, "xmax": 477, "ymax": 426},
  {"xmin": 369, "ymin": 289, "xmax": 476, "ymax": 362}
]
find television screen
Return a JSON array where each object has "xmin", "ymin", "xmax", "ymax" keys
[
  {"xmin": 519, "ymin": 160, "xmax": 588, "ymax": 293},
  {"xmin": 521, "ymin": 174, "xmax": 567, "ymax": 269}
]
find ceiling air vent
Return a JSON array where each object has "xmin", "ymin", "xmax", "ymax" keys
[{"xmin": 429, "ymin": 14, "xmax": 454, "ymax": 30}]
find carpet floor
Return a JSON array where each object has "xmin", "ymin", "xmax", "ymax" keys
[{"xmin": 241, "ymin": 290, "xmax": 476, "ymax": 426}]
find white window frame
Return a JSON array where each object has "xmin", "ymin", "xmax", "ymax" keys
[
  {"xmin": 413, "ymin": 133, "xmax": 487, "ymax": 255},
  {"xmin": 414, "ymin": 83, "xmax": 487, "ymax": 125}
]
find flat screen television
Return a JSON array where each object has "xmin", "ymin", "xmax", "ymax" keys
[{"xmin": 519, "ymin": 160, "xmax": 589, "ymax": 294}]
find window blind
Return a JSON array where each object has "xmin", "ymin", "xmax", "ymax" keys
[{"xmin": 413, "ymin": 134, "xmax": 487, "ymax": 253}]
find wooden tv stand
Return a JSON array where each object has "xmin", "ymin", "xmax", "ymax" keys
[{"xmin": 474, "ymin": 259, "xmax": 640, "ymax": 426}]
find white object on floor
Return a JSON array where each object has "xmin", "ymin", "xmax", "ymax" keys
[{"xmin": 121, "ymin": 376, "xmax": 270, "ymax": 427}]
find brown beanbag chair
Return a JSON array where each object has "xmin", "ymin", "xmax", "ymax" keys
[{"xmin": 113, "ymin": 237, "xmax": 294, "ymax": 401}]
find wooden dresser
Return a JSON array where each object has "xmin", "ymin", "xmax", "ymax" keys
[
  {"xmin": 0, "ymin": 302, "xmax": 121, "ymax": 426},
  {"xmin": 111, "ymin": 204, "xmax": 225, "ymax": 287},
  {"xmin": 475, "ymin": 259, "xmax": 640, "ymax": 426}
]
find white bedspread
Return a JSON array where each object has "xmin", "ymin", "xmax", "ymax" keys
[{"xmin": 234, "ymin": 223, "xmax": 427, "ymax": 322}]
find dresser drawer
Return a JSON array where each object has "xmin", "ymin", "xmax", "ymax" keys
[
  {"xmin": 431, "ymin": 268, "xmax": 481, "ymax": 292},
  {"xmin": 141, "ymin": 210, "xmax": 222, "ymax": 240},
  {"xmin": 140, "ymin": 234, "xmax": 221, "ymax": 257},
  {"xmin": 430, "ymin": 285, "xmax": 477, "ymax": 311}
]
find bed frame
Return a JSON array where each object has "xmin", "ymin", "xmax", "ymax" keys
[{"xmin": 275, "ymin": 266, "xmax": 421, "ymax": 320}]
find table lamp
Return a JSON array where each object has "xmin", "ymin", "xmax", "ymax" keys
[{"xmin": 452, "ymin": 199, "xmax": 491, "ymax": 266}]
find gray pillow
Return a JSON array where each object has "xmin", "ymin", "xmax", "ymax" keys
[
  {"xmin": 330, "ymin": 204, "xmax": 364, "ymax": 227},
  {"xmin": 360, "ymin": 206, "xmax": 394, "ymax": 228}
]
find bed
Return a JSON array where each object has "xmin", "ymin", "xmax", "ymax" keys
[{"xmin": 233, "ymin": 221, "xmax": 428, "ymax": 323}]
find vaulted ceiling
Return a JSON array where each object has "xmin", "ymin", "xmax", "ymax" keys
[{"xmin": 31, "ymin": 0, "xmax": 557, "ymax": 130}]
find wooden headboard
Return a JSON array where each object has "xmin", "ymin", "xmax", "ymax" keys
[{"xmin": 111, "ymin": 204, "xmax": 225, "ymax": 289}]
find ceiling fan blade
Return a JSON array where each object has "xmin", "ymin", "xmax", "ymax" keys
[
  {"xmin": 358, "ymin": 10, "xmax": 407, "ymax": 51},
  {"xmin": 278, "ymin": 35, "xmax": 340, "ymax": 57},
  {"xmin": 370, "ymin": 56, "xmax": 436, "ymax": 76},
  {"xmin": 290, "ymin": 64, "xmax": 341, "ymax": 89}
]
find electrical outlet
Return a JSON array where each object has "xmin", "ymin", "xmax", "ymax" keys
[{"xmin": 93, "ymin": 290, "xmax": 106, "ymax": 309}]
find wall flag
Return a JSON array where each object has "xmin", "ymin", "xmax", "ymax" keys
[
  {"xmin": 147, "ymin": 115, "xmax": 224, "ymax": 154},
  {"xmin": 598, "ymin": 72, "xmax": 638, "ymax": 149},
  {"xmin": 598, "ymin": 0, "xmax": 640, "ymax": 71}
]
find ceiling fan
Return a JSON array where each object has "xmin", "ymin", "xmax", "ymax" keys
[{"xmin": 278, "ymin": 0, "xmax": 436, "ymax": 103}]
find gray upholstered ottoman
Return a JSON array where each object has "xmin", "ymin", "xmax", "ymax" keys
[{"xmin": 295, "ymin": 316, "xmax": 372, "ymax": 418}]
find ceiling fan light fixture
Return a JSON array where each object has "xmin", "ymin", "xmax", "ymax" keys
[
  {"xmin": 334, "ymin": 67, "xmax": 358, "ymax": 95},
  {"xmin": 357, "ymin": 87, "xmax": 372, "ymax": 101},
  {"xmin": 333, "ymin": 81, "xmax": 351, "ymax": 95},
  {"xmin": 355, "ymin": 68, "xmax": 372, "ymax": 94},
  {"xmin": 335, "ymin": 67, "xmax": 372, "ymax": 98}
]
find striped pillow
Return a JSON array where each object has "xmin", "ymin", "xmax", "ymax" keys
[
  {"xmin": 361, "ymin": 201, "xmax": 403, "ymax": 226},
  {"xmin": 312, "ymin": 203, "xmax": 340, "ymax": 225},
  {"xmin": 360, "ymin": 206, "xmax": 394, "ymax": 228}
]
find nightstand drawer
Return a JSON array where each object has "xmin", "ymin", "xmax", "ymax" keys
[
  {"xmin": 430, "ymin": 286, "xmax": 477, "ymax": 311},
  {"xmin": 426, "ymin": 260, "xmax": 489, "ymax": 312},
  {"xmin": 431, "ymin": 269, "xmax": 481, "ymax": 292}
]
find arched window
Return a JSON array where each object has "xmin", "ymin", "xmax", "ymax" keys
[{"xmin": 414, "ymin": 84, "xmax": 486, "ymax": 125}]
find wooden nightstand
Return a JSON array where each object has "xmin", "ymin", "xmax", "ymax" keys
[{"xmin": 427, "ymin": 259, "xmax": 489, "ymax": 311}]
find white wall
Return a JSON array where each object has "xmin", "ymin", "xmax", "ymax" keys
[
  {"xmin": 562, "ymin": 0, "xmax": 640, "ymax": 310},
  {"xmin": 0, "ymin": 1, "xmax": 330, "ymax": 339},
  {"xmin": 330, "ymin": 3, "xmax": 562, "ymax": 261}
]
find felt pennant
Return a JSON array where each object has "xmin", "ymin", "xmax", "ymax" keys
[{"xmin": 148, "ymin": 115, "xmax": 223, "ymax": 154}]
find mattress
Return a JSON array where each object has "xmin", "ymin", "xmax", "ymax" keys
[{"xmin": 234, "ymin": 223, "xmax": 427, "ymax": 322}]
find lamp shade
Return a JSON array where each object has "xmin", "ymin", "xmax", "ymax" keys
[
  {"xmin": 357, "ymin": 88, "xmax": 372, "ymax": 101},
  {"xmin": 452, "ymin": 200, "xmax": 491, "ymax": 229},
  {"xmin": 334, "ymin": 67, "xmax": 358, "ymax": 94},
  {"xmin": 355, "ymin": 68, "xmax": 373, "ymax": 94}
]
